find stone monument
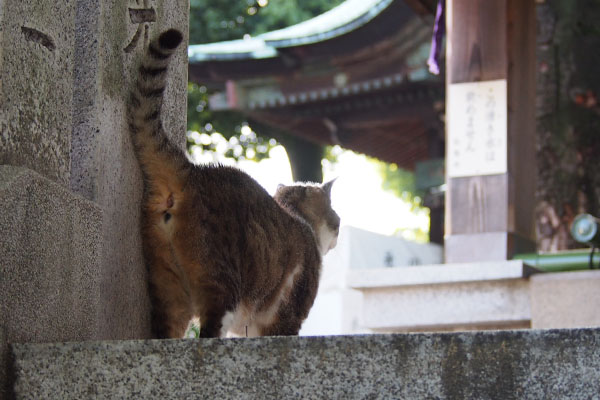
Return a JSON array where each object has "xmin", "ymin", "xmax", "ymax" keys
[{"xmin": 0, "ymin": 0, "xmax": 188, "ymax": 397}]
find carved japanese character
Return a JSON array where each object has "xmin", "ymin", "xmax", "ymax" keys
[{"xmin": 124, "ymin": 0, "xmax": 157, "ymax": 53}]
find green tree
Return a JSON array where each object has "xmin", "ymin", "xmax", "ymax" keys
[
  {"xmin": 376, "ymin": 160, "xmax": 430, "ymax": 242},
  {"xmin": 189, "ymin": 0, "xmax": 344, "ymax": 44},
  {"xmin": 188, "ymin": 0, "xmax": 343, "ymax": 181},
  {"xmin": 378, "ymin": 162, "xmax": 423, "ymax": 207}
]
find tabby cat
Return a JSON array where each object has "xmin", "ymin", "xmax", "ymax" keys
[{"xmin": 127, "ymin": 29, "xmax": 340, "ymax": 338}]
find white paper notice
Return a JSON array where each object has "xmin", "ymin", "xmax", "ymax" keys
[{"xmin": 447, "ymin": 79, "xmax": 507, "ymax": 178}]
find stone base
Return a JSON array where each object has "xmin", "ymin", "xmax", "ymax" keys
[
  {"xmin": 0, "ymin": 166, "xmax": 102, "ymax": 399},
  {"xmin": 12, "ymin": 328, "xmax": 600, "ymax": 398},
  {"xmin": 348, "ymin": 260, "xmax": 535, "ymax": 332},
  {"xmin": 348, "ymin": 260, "xmax": 600, "ymax": 333},
  {"xmin": 530, "ymin": 270, "xmax": 600, "ymax": 329}
]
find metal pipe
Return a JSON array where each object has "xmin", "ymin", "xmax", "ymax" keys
[{"xmin": 514, "ymin": 250, "xmax": 600, "ymax": 272}]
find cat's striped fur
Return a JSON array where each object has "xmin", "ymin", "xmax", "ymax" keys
[{"xmin": 128, "ymin": 29, "xmax": 340, "ymax": 338}]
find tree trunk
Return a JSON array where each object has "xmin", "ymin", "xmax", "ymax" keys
[{"xmin": 535, "ymin": 0, "xmax": 600, "ymax": 251}]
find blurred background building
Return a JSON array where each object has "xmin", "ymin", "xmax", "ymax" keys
[{"xmin": 187, "ymin": 0, "xmax": 600, "ymax": 335}]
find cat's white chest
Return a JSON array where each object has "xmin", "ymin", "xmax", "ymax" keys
[{"xmin": 318, "ymin": 222, "xmax": 338, "ymax": 255}]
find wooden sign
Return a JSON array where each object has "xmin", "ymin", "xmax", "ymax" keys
[{"xmin": 447, "ymin": 79, "xmax": 507, "ymax": 178}]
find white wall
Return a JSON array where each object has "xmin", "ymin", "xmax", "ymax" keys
[{"xmin": 301, "ymin": 226, "xmax": 443, "ymax": 335}]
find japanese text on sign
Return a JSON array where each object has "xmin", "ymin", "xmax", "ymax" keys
[{"xmin": 447, "ymin": 79, "xmax": 507, "ymax": 178}]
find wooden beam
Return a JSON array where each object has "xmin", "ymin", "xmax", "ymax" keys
[{"xmin": 444, "ymin": 0, "xmax": 536, "ymax": 262}]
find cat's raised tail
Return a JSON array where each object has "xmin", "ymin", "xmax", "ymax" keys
[{"xmin": 127, "ymin": 29, "xmax": 188, "ymax": 183}]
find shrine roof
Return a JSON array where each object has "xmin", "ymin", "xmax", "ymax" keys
[
  {"xmin": 188, "ymin": 0, "xmax": 394, "ymax": 62},
  {"xmin": 185, "ymin": 0, "xmax": 442, "ymax": 171}
]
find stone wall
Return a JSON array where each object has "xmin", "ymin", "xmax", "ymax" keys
[
  {"xmin": 12, "ymin": 329, "xmax": 600, "ymax": 399},
  {"xmin": 0, "ymin": 1, "xmax": 76, "ymax": 185},
  {"xmin": 0, "ymin": 0, "xmax": 188, "ymax": 398}
]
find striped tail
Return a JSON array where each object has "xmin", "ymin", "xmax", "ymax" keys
[{"xmin": 128, "ymin": 29, "xmax": 189, "ymax": 187}]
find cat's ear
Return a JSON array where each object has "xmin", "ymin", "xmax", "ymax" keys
[
  {"xmin": 321, "ymin": 178, "xmax": 336, "ymax": 198},
  {"xmin": 276, "ymin": 184, "xmax": 286, "ymax": 192}
]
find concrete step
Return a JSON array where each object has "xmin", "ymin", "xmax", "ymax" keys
[{"xmin": 11, "ymin": 328, "xmax": 600, "ymax": 399}]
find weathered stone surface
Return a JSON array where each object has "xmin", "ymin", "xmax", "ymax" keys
[
  {"xmin": 349, "ymin": 261, "xmax": 533, "ymax": 332},
  {"xmin": 12, "ymin": 328, "xmax": 600, "ymax": 399},
  {"xmin": 359, "ymin": 280, "xmax": 531, "ymax": 332},
  {"xmin": 0, "ymin": 0, "xmax": 76, "ymax": 185},
  {"xmin": 0, "ymin": 166, "xmax": 102, "ymax": 399},
  {"xmin": 70, "ymin": 0, "xmax": 189, "ymax": 340},
  {"xmin": 1, "ymin": 0, "xmax": 188, "ymax": 364},
  {"xmin": 531, "ymin": 270, "xmax": 600, "ymax": 329},
  {"xmin": 0, "ymin": 1, "xmax": 188, "ymax": 396}
]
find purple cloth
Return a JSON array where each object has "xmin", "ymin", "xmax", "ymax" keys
[{"xmin": 427, "ymin": 0, "xmax": 445, "ymax": 75}]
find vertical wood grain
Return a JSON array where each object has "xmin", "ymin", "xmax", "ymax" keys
[
  {"xmin": 445, "ymin": 0, "xmax": 536, "ymax": 260},
  {"xmin": 447, "ymin": 0, "xmax": 507, "ymax": 84},
  {"xmin": 507, "ymin": 0, "xmax": 536, "ymax": 239}
]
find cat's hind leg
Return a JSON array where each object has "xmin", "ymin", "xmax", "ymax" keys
[
  {"xmin": 199, "ymin": 306, "xmax": 228, "ymax": 338},
  {"xmin": 147, "ymin": 248, "xmax": 194, "ymax": 338},
  {"xmin": 194, "ymin": 286, "xmax": 236, "ymax": 338},
  {"xmin": 259, "ymin": 314, "xmax": 302, "ymax": 336}
]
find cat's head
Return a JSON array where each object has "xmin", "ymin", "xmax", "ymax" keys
[{"xmin": 274, "ymin": 179, "xmax": 340, "ymax": 255}]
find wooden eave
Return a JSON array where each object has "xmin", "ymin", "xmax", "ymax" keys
[{"xmin": 188, "ymin": 0, "xmax": 444, "ymax": 170}]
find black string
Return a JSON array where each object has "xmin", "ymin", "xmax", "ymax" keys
[{"xmin": 590, "ymin": 245, "xmax": 598, "ymax": 269}]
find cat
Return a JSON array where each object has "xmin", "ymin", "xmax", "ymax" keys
[{"xmin": 127, "ymin": 29, "xmax": 340, "ymax": 338}]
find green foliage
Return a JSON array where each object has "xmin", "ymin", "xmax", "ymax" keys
[
  {"xmin": 189, "ymin": 0, "xmax": 344, "ymax": 44},
  {"xmin": 187, "ymin": 123, "xmax": 277, "ymax": 162},
  {"xmin": 250, "ymin": 0, "xmax": 345, "ymax": 35},
  {"xmin": 187, "ymin": 83, "xmax": 276, "ymax": 162},
  {"xmin": 323, "ymin": 145, "xmax": 342, "ymax": 164},
  {"xmin": 376, "ymin": 160, "xmax": 425, "ymax": 209},
  {"xmin": 184, "ymin": 319, "xmax": 201, "ymax": 338},
  {"xmin": 187, "ymin": 82, "xmax": 275, "ymax": 162},
  {"xmin": 189, "ymin": 0, "xmax": 258, "ymax": 44},
  {"xmin": 186, "ymin": 82, "xmax": 210, "ymax": 133},
  {"xmin": 374, "ymin": 159, "xmax": 431, "ymax": 242}
]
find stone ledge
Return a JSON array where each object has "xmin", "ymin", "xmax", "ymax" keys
[
  {"xmin": 348, "ymin": 261, "xmax": 534, "ymax": 331},
  {"xmin": 359, "ymin": 279, "xmax": 531, "ymax": 331},
  {"xmin": 12, "ymin": 328, "xmax": 600, "ymax": 399},
  {"xmin": 347, "ymin": 260, "xmax": 536, "ymax": 289}
]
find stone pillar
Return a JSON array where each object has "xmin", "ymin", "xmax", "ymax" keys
[
  {"xmin": 0, "ymin": 0, "xmax": 188, "ymax": 397},
  {"xmin": 69, "ymin": 0, "xmax": 189, "ymax": 340}
]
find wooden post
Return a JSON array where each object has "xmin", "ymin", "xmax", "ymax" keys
[{"xmin": 444, "ymin": 0, "xmax": 536, "ymax": 262}]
